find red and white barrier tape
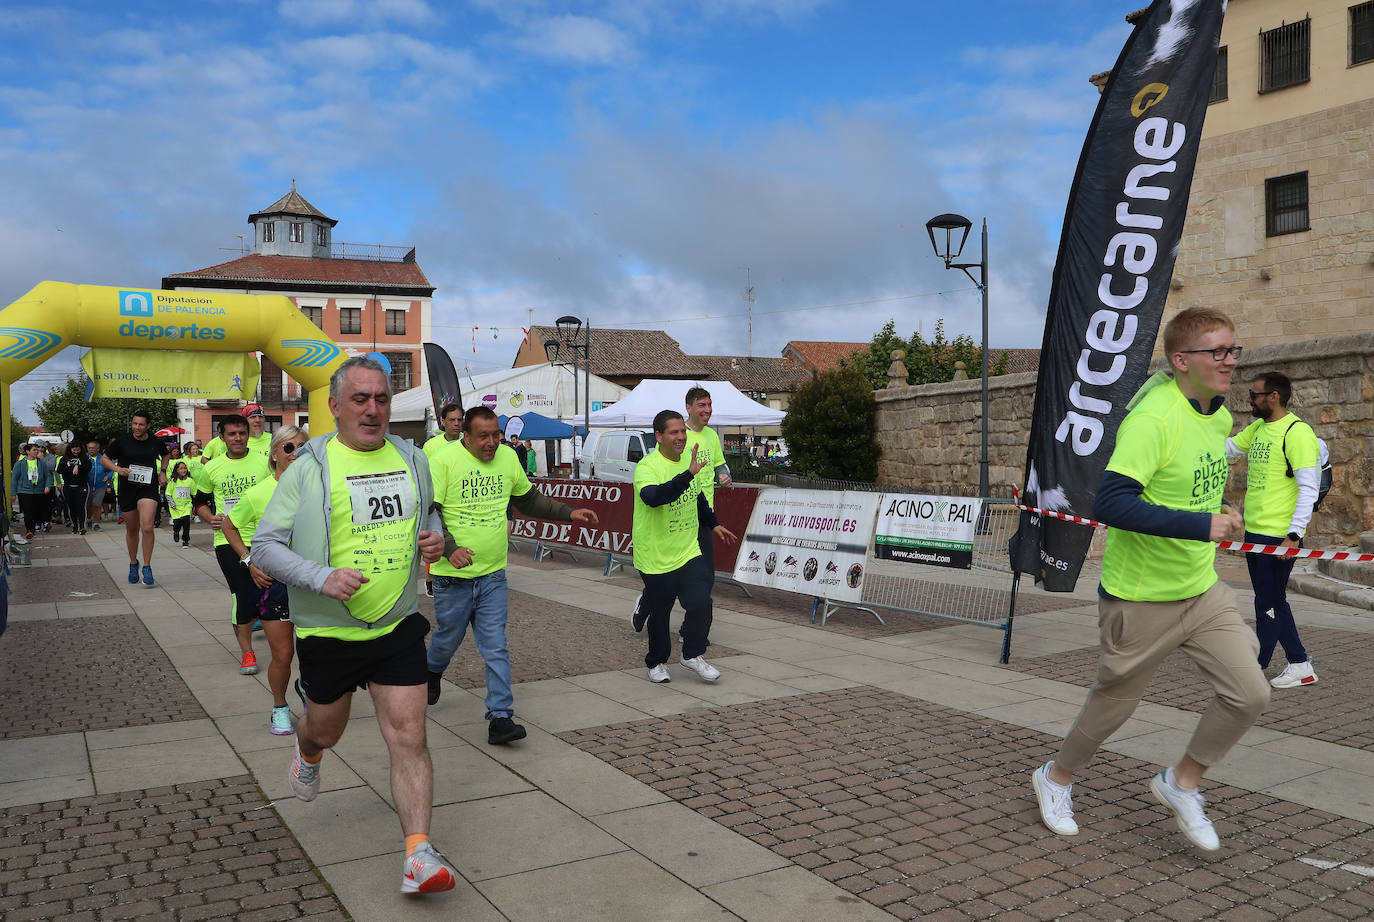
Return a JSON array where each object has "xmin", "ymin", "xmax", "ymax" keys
[{"xmin": 1009, "ymin": 489, "xmax": 1374, "ymax": 562}]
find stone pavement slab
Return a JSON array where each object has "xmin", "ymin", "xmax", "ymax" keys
[
  {"xmin": 0, "ymin": 776, "xmax": 346, "ymax": 921},
  {"xmin": 1007, "ymin": 623, "xmax": 1374, "ymax": 751},
  {"xmin": 0, "ymin": 611, "xmax": 207, "ymax": 740},
  {"xmin": 563, "ymin": 686, "xmax": 1374, "ymax": 921}
]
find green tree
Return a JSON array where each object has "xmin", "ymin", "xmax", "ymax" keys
[
  {"xmin": 33, "ymin": 375, "xmax": 178, "ymax": 442},
  {"xmin": 781, "ymin": 367, "xmax": 879, "ymax": 481},
  {"xmin": 840, "ymin": 317, "xmax": 1012, "ymax": 388},
  {"xmin": 9, "ymin": 413, "xmax": 31, "ymax": 451}
]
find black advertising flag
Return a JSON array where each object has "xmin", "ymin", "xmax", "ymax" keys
[
  {"xmin": 1011, "ymin": 0, "xmax": 1226, "ymax": 590},
  {"xmin": 422, "ymin": 342, "xmax": 463, "ymax": 424}
]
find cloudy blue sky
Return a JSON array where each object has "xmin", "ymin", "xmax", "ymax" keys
[{"xmin": 0, "ymin": 0, "xmax": 1136, "ymax": 423}]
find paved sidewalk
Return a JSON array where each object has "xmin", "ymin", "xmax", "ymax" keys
[{"xmin": 2, "ymin": 529, "xmax": 1373, "ymax": 920}]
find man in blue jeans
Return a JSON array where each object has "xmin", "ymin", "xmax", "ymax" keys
[
  {"xmin": 426, "ymin": 406, "xmax": 599, "ymax": 743},
  {"xmin": 1227, "ymin": 371, "xmax": 1322, "ymax": 688}
]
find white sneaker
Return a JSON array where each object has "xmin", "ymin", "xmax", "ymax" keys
[
  {"xmin": 1150, "ymin": 770, "xmax": 1220, "ymax": 851},
  {"xmin": 679, "ymin": 656, "xmax": 720, "ymax": 682},
  {"xmin": 401, "ymin": 842, "xmax": 456, "ymax": 894},
  {"xmin": 1030, "ymin": 762, "xmax": 1078, "ymax": 836},
  {"xmin": 647, "ymin": 664, "xmax": 671, "ymax": 683},
  {"xmin": 1270, "ymin": 660, "xmax": 1317, "ymax": 688}
]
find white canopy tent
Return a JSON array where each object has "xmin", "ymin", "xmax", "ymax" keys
[
  {"xmin": 390, "ymin": 362, "xmax": 628, "ymax": 427},
  {"xmin": 584, "ymin": 379, "xmax": 785, "ymax": 428}
]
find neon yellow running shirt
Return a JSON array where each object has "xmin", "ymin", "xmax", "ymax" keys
[
  {"xmin": 195, "ymin": 452, "xmax": 272, "ymax": 548},
  {"xmin": 431, "ymin": 443, "xmax": 530, "ymax": 578},
  {"xmin": 1231, "ymin": 415, "xmax": 1318, "ymax": 536},
  {"xmin": 1100, "ymin": 378, "xmax": 1231, "ymax": 602},
  {"xmin": 632, "ymin": 448, "xmax": 702, "ymax": 575},
  {"xmin": 324, "ymin": 439, "xmax": 419, "ymax": 628},
  {"xmin": 684, "ymin": 424, "xmax": 724, "ymax": 507},
  {"xmin": 226, "ymin": 476, "xmax": 279, "ymax": 548}
]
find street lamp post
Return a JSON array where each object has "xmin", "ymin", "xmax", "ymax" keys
[
  {"xmin": 545, "ymin": 315, "xmax": 592, "ymax": 479},
  {"xmin": 925, "ymin": 213, "xmax": 990, "ymax": 513}
]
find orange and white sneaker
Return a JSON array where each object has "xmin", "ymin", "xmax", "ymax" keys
[
  {"xmin": 240, "ymin": 652, "xmax": 258, "ymax": 675},
  {"xmin": 402, "ymin": 842, "xmax": 457, "ymax": 894}
]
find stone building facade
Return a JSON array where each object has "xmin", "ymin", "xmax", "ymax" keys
[
  {"xmin": 1161, "ymin": 0, "xmax": 1374, "ymax": 345},
  {"xmin": 875, "ymin": 333, "xmax": 1374, "ymax": 547}
]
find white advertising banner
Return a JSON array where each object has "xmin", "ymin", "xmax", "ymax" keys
[
  {"xmin": 732, "ymin": 488, "xmax": 880, "ymax": 603},
  {"xmin": 874, "ymin": 493, "xmax": 983, "ymax": 570}
]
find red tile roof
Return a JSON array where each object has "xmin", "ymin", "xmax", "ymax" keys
[
  {"xmin": 687, "ymin": 355, "xmax": 809, "ymax": 393},
  {"xmin": 782, "ymin": 341, "xmax": 869, "ymax": 376},
  {"xmin": 994, "ymin": 347, "xmax": 1040, "ymax": 376},
  {"xmin": 163, "ymin": 254, "xmax": 432, "ymax": 292},
  {"xmin": 530, "ymin": 326, "xmax": 707, "ymax": 377}
]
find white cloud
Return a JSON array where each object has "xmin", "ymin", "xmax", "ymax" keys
[
  {"xmin": 510, "ymin": 14, "xmax": 636, "ymax": 66},
  {"xmin": 277, "ymin": 0, "xmax": 436, "ymax": 27}
]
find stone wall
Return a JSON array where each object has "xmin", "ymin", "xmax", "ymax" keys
[{"xmin": 875, "ymin": 333, "xmax": 1374, "ymax": 547}]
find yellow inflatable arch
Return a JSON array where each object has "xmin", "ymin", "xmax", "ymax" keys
[{"xmin": 0, "ymin": 281, "xmax": 347, "ymax": 479}]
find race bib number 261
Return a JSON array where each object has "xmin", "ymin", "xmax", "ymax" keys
[{"xmin": 346, "ymin": 470, "xmax": 417, "ymax": 526}]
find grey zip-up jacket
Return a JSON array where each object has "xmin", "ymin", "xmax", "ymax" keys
[{"xmin": 252, "ymin": 432, "xmax": 441, "ymax": 634}]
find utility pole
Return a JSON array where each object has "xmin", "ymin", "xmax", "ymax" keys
[{"xmin": 742, "ymin": 268, "xmax": 756, "ymax": 358}]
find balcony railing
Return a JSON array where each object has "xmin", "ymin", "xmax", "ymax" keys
[{"xmin": 330, "ymin": 242, "xmax": 416, "ymax": 262}]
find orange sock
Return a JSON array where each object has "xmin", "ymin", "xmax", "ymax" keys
[
  {"xmin": 299, "ymin": 748, "xmax": 322, "ymax": 765},
  {"xmin": 405, "ymin": 834, "xmax": 430, "ymax": 857}
]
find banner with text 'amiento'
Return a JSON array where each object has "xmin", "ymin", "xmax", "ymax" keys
[
  {"xmin": 1011, "ymin": 0, "xmax": 1226, "ymax": 591},
  {"xmin": 80, "ymin": 349, "xmax": 261, "ymax": 401},
  {"xmin": 875, "ymin": 493, "xmax": 982, "ymax": 570},
  {"xmin": 732, "ymin": 488, "xmax": 880, "ymax": 603}
]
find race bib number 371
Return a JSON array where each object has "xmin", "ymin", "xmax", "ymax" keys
[{"xmin": 346, "ymin": 470, "xmax": 417, "ymax": 526}]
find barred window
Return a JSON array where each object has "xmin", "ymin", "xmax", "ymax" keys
[
  {"xmin": 1265, "ymin": 172, "xmax": 1309, "ymax": 238},
  {"xmin": 1353, "ymin": 1, "xmax": 1374, "ymax": 65},
  {"xmin": 339, "ymin": 308, "xmax": 362, "ymax": 334},
  {"xmin": 385, "ymin": 352, "xmax": 412, "ymax": 391},
  {"xmin": 1209, "ymin": 47, "xmax": 1228, "ymax": 103},
  {"xmin": 1259, "ymin": 17, "xmax": 1310, "ymax": 92},
  {"xmin": 289, "ymin": 222, "xmax": 304, "ymax": 243},
  {"xmin": 315, "ymin": 225, "xmax": 329, "ymax": 246},
  {"xmin": 261, "ymin": 222, "xmax": 274, "ymax": 243},
  {"xmin": 385, "ymin": 309, "xmax": 406, "ymax": 335}
]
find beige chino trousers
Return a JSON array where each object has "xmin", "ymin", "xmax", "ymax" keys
[{"xmin": 1055, "ymin": 580, "xmax": 1270, "ymax": 774}]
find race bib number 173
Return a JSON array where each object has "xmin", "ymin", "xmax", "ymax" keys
[{"xmin": 346, "ymin": 470, "xmax": 417, "ymax": 526}]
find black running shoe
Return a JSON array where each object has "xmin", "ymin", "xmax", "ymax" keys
[
  {"xmin": 631, "ymin": 593, "xmax": 647, "ymax": 632},
  {"xmin": 427, "ymin": 670, "xmax": 443, "ymax": 706},
  {"xmin": 488, "ymin": 716, "xmax": 527, "ymax": 745}
]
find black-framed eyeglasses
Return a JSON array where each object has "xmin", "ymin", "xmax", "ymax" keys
[
  {"xmin": 278, "ymin": 442, "xmax": 299, "ymax": 457},
  {"xmin": 1247, "ymin": 389, "xmax": 1275, "ymax": 399},
  {"xmin": 1180, "ymin": 345, "xmax": 1243, "ymax": 361}
]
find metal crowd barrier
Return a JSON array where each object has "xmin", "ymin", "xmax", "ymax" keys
[{"xmin": 775, "ymin": 476, "xmax": 1034, "ymax": 662}]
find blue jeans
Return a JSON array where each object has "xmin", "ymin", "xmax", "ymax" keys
[
  {"xmin": 427, "ymin": 570, "xmax": 513, "ymax": 720},
  {"xmin": 1245, "ymin": 531, "xmax": 1306, "ymax": 668}
]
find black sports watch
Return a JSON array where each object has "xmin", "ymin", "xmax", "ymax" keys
[{"xmin": 1286, "ymin": 532, "xmax": 1301, "ymax": 543}]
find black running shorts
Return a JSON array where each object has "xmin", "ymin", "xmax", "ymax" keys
[{"xmin": 295, "ymin": 613, "xmax": 430, "ymax": 705}]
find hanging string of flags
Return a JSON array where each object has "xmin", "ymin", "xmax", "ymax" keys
[{"xmin": 1010, "ymin": 489, "xmax": 1374, "ymax": 563}]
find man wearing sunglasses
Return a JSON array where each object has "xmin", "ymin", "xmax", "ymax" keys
[
  {"xmin": 1226, "ymin": 371, "xmax": 1321, "ymax": 689},
  {"xmin": 1032, "ymin": 307, "xmax": 1268, "ymax": 853}
]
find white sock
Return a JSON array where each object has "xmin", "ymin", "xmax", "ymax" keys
[{"xmin": 1041, "ymin": 762, "xmax": 1070, "ymax": 793}]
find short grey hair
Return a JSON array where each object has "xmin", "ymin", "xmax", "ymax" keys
[{"xmin": 329, "ymin": 356, "xmax": 391, "ymax": 404}]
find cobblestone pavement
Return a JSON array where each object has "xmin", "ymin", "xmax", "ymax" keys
[
  {"xmin": 1005, "ymin": 624, "xmax": 1374, "ymax": 752},
  {"xmin": 0, "ymin": 612, "xmax": 207, "ymax": 740},
  {"xmin": 0, "ymin": 776, "xmax": 347, "ymax": 921},
  {"xmin": 426, "ymin": 588, "xmax": 740, "ymax": 690},
  {"xmin": 562, "ymin": 686, "xmax": 1374, "ymax": 922}
]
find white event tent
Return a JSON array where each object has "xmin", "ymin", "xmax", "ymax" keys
[
  {"xmin": 390, "ymin": 363, "xmax": 628, "ymax": 429},
  {"xmin": 584, "ymin": 379, "xmax": 785, "ymax": 428}
]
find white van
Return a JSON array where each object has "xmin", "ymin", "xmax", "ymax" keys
[{"xmin": 583, "ymin": 429, "xmax": 656, "ymax": 482}]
